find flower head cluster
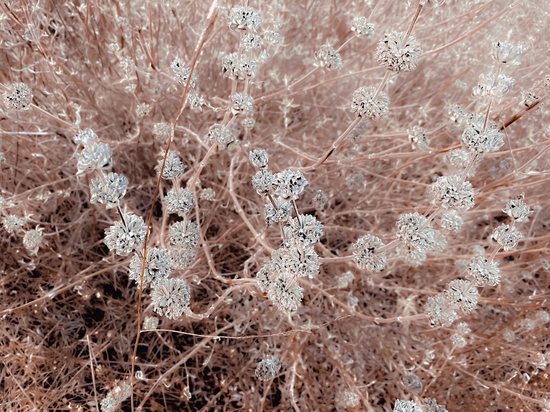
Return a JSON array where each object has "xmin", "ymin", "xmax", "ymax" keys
[
  {"xmin": 284, "ymin": 214, "xmax": 324, "ymax": 246},
  {"xmin": 429, "ymin": 175, "xmax": 475, "ymax": 211},
  {"xmin": 208, "ymin": 124, "xmax": 236, "ymax": 149},
  {"xmin": 445, "ymin": 279, "xmax": 479, "ymax": 314},
  {"xmin": 222, "ymin": 53, "xmax": 259, "ymax": 80},
  {"xmin": 23, "ymin": 227, "xmax": 44, "ymax": 255},
  {"xmin": 255, "ymin": 356, "xmax": 281, "ymax": 381},
  {"xmin": 2, "ymin": 214, "xmax": 28, "ymax": 234},
  {"xmin": 396, "ymin": 212, "xmax": 439, "ymax": 253},
  {"xmin": 376, "ymin": 31, "xmax": 422, "ymax": 72},
  {"xmin": 263, "ymin": 30, "xmax": 282, "ymax": 45},
  {"xmin": 425, "ymin": 294, "xmax": 458, "ymax": 327},
  {"xmin": 90, "ymin": 172, "xmax": 128, "ymax": 209},
  {"xmin": 350, "ymin": 86, "xmax": 390, "ymax": 119},
  {"xmin": 129, "ymin": 247, "xmax": 171, "ymax": 287},
  {"xmin": 491, "ymin": 40, "xmax": 523, "ymax": 65},
  {"xmin": 264, "ymin": 198, "xmax": 292, "ymax": 225},
  {"xmin": 151, "ymin": 277, "xmax": 191, "ymax": 319},
  {"xmin": 143, "ymin": 316, "xmax": 159, "ymax": 330},
  {"xmin": 152, "ymin": 122, "xmax": 173, "ymax": 140},
  {"xmin": 352, "ymin": 234, "xmax": 387, "ymax": 272},
  {"xmin": 491, "ymin": 224, "xmax": 523, "ymax": 251},
  {"xmin": 228, "ymin": 6, "xmax": 261, "ymax": 31},
  {"xmin": 472, "ymin": 73, "xmax": 515, "ymax": 99},
  {"xmin": 164, "ymin": 187, "xmax": 194, "ymax": 216},
  {"xmin": 467, "ymin": 255, "xmax": 501, "ymax": 286},
  {"xmin": 272, "ymin": 243, "xmax": 320, "ymax": 280},
  {"xmin": 104, "ymin": 213, "xmax": 146, "ymax": 256},
  {"xmin": 100, "ymin": 381, "xmax": 132, "ymax": 412},
  {"xmin": 335, "ymin": 391, "xmax": 360, "ymax": 407},
  {"xmin": 155, "ymin": 150, "xmax": 187, "ymax": 180},
  {"xmin": 3, "ymin": 82, "xmax": 32, "ymax": 110},
  {"xmin": 393, "ymin": 399, "xmax": 423, "ymax": 412},
  {"xmin": 241, "ymin": 33, "xmax": 262, "ymax": 50},
  {"xmin": 230, "ymin": 93, "xmax": 254, "ymax": 115},
  {"xmin": 440, "ymin": 210, "xmax": 464, "ymax": 233},
  {"xmin": 351, "ymin": 16, "xmax": 375, "ymax": 37},
  {"xmin": 169, "ymin": 220, "xmax": 199, "ymax": 247},
  {"xmin": 167, "ymin": 245, "xmax": 196, "ymax": 269},
  {"xmin": 249, "ymin": 149, "xmax": 268, "ymax": 168},
  {"xmin": 76, "ymin": 141, "xmax": 112, "ymax": 173},
  {"xmin": 273, "ymin": 170, "xmax": 308, "ymax": 200},
  {"xmin": 403, "ymin": 372, "xmax": 423, "ymax": 394},
  {"xmin": 504, "ymin": 194, "xmax": 531, "ymax": 222},
  {"xmin": 408, "ymin": 126, "xmax": 430, "ymax": 152},
  {"xmin": 315, "ymin": 45, "xmax": 343, "ymax": 70},
  {"xmin": 252, "ymin": 170, "xmax": 274, "ymax": 195},
  {"xmin": 171, "ymin": 59, "xmax": 197, "ymax": 87},
  {"xmin": 74, "ymin": 129, "xmax": 98, "ymax": 146},
  {"xmin": 461, "ymin": 116, "xmax": 504, "ymax": 154}
]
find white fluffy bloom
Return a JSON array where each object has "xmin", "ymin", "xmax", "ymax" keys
[{"xmin": 151, "ymin": 277, "xmax": 191, "ymax": 320}]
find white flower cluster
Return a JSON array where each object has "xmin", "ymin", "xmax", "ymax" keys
[
  {"xmin": 100, "ymin": 381, "xmax": 132, "ymax": 412},
  {"xmin": 429, "ymin": 175, "xmax": 475, "ymax": 211},
  {"xmin": 3, "ymin": 82, "xmax": 32, "ymax": 110},
  {"xmin": 350, "ymin": 86, "xmax": 390, "ymax": 119},
  {"xmin": 151, "ymin": 277, "xmax": 191, "ymax": 320},
  {"xmin": 255, "ymin": 356, "xmax": 281, "ymax": 381},
  {"xmin": 74, "ymin": 128, "xmax": 112, "ymax": 173},
  {"xmin": 352, "ymin": 234, "xmax": 387, "ymax": 273},
  {"xmin": 351, "ymin": 16, "xmax": 375, "ymax": 37},
  {"xmin": 376, "ymin": 31, "xmax": 422, "ymax": 72},
  {"xmin": 461, "ymin": 116, "xmax": 504, "ymax": 154},
  {"xmin": 208, "ymin": 124, "xmax": 236, "ymax": 149},
  {"xmin": 408, "ymin": 126, "xmax": 430, "ymax": 152},
  {"xmin": 315, "ymin": 45, "xmax": 343, "ymax": 70},
  {"xmin": 90, "ymin": 172, "xmax": 128, "ymax": 209},
  {"xmin": 104, "ymin": 213, "xmax": 147, "ymax": 256},
  {"xmin": 129, "ymin": 247, "xmax": 171, "ymax": 287},
  {"xmin": 228, "ymin": 6, "xmax": 261, "ymax": 31},
  {"xmin": 155, "ymin": 150, "xmax": 187, "ymax": 180},
  {"xmin": 222, "ymin": 52, "xmax": 259, "ymax": 80}
]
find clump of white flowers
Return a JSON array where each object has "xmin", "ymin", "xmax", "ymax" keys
[
  {"xmin": 151, "ymin": 277, "xmax": 191, "ymax": 320},
  {"xmin": 352, "ymin": 234, "xmax": 387, "ymax": 273},
  {"xmin": 255, "ymin": 356, "xmax": 281, "ymax": 381},
  {"xmin": 3, "ymin": 82, "xmax": 33, "ymax": 110},
  {"xmin": 376, "ymin": 31, "xmax": 422, "ymax": 72},
  {"xmin": 315, "ymin": 44, "xmax": 343, "ymax": 70},
  {"xmin": 350, "ymin": 86, "xmax": 390, "ymax": 119}
]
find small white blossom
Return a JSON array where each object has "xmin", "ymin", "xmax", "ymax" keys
[
  {"xmin": 90, "ymin": 172, "xmax": 128, "ymax": 209},
  {"xmin": 76, "ymin": 142, "xmax": 112, "ymax": 173},
  {"xmin": 249, "ymin": 149, "xmax": 268, "ymax": 168},
  {"xmin": 315, "ymin": 45, "xmax": 343, "ymax": 70},
  {"xmin": 169, "ymin": 220, "xmax": 199, "ymax": 247},
  {"xmin": 100, "ymin": 382, "xmax": 132, "ymax": 412},
  {"xmin": 467, "ymin": 255, "xmax": 501, "ymax": 286},
  {"xmin": 23, "ymin": 227, "xmax": 44, "ymax": 255},
  {"xmin": 504, "ymin": 194, "xmax": 531, "ymax": 222},
  {"xmin": 155, "ymin": 150, "xmax": 187, "ymax": 180},
  {"xmin": 151, "ymin": 277, "xmax": 191, "ymax": 320},
  {"xmin": 255, "ymin": 356, "xmax": 281, "ymax": 381},
  {"xmin": 3, "ymin": 82, "xmax": 32, "ymax": 110},
  {"xmin": 273, "ymin": 170, "xmax": 308, "ymax": 200},
  {"xmin": 129, "ymin": 247, "xmax": 171, "ymax": 287},
  {"xmin": 376, "ymin": 31, "xmax": 422, "ymax": 72},
  {"xmin": 228, "ymin": 6, "xmax": 261, "ymax": 31},
  {"xmin": 104, "ymin": 214, "xmax": 147, "ymax": 256},
  {"xmin": 430, "ymin": 175, "xmax": 475, "ymax": 211},
  {"xmin": 491, "ymin": 224, "xmax": 523, "ymax": 251},
  {"xmin": 350, "ymin": 86, "xmax": 390, "ymax": 119},
  {"xmin": 445, "ymin": 279, "xmax": 479, "ymax": 314},
  {"xmin": 352, "ymin": 234, "xmax": 386, "ymax": 273},
  {"xmin": 164, "ymin": 187, "xmax": 195, "ymax": 216},
  {"xmin": 351, "ymin": 16, "xmax": 374, "ymax": 37}
]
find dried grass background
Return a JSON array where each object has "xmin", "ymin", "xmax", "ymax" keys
[{"xmin": 1, "ymin": 0, "xmax": 550, "ymax": 411}]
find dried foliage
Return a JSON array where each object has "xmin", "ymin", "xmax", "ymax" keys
[{"xmin": 1, "ymin": 1, "xmax": 550, "ymax": 411}]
